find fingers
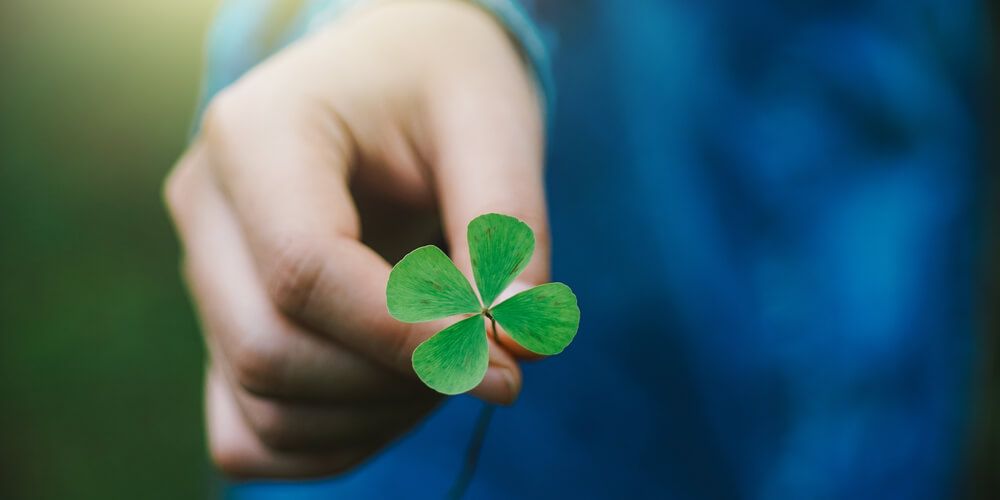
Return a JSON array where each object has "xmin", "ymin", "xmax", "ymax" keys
[
  {"xmin": 199, "ymin": 85, "xmax": 418, "ymax": 365},
  {"xmin": 168, "ymin": 127, "xmax": 520, "ymax": 404},
  {"xmin": 221, "ymin": 365, "xmax": 439, "ymax": 453},
  {"xmin": 206, "ymin": 369, "xmax": 384, "ymax": 479},
  {"xmin": 171, "ymin": 157, "xmax": 426, "ymax": 402}
]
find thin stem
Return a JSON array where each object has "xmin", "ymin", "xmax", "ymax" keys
[
  {"xmin": 446, "ymin": 316, "xmax": 500, "ymax": 500},
  {"xmin": 446, "ymin": 403, "xmax": 495, "ymax": 500}
]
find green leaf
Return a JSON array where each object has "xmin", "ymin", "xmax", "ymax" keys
[
  {"xmin": 412, "ymin": 315, "xmax": 489, "ymax": 395},
  {"xmin": 387, "ymin": 245, "xmax": 481, "ymax": 323},
  {"xmin": 468, "ymin": 213, "xmax": 535, "ymax": 308},
  {"xmin": 491, "ymin": 282, "xmax": 580, "ymax": 355}
]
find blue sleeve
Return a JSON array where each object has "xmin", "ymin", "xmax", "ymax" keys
[
  {"xmin": 199, "ymin": 0, "xmax": 555, "ymax": 121},
  {"xmin": 305, "ymin": 0, "xmax": 555, "ymax": 114},
  {"xmin": 466, "ymin": 0, "xmax": 556, "ymax": 117}
]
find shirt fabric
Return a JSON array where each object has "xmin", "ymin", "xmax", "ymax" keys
[{"xmin": 202, "ymin": 1, "xmax": 992, "ymax": 498}]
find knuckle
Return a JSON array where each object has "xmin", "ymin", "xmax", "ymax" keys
[
  {"xmin": 208, "ymin": 430, "xmax": 256, "ymax": 479},
  {"xmin": 248, "ymin": 402, "xmax": 298, "ymax": 451},
  {"xmin": 200, "ymin": 87, "xmax": 249, "ymax": 151},
  {"xmin": 230, "ymin": 336, "xmax": 288, "ymax": 396},
  {"xmin": 162, "ymin": 160, "xmax": 195, "ymax": 221},
  {"xmin": 264, "ymin": 238, "xmax": 325, "ymax": 320},
  {"xmin": 161, "ymin": 169, "xmax": 182, "ymax": 215},
  {"xmin": 209, "ymin": 449, "xmax": 246, "ymax": 478}
]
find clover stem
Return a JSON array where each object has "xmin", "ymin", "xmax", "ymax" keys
[
  {"xmin": 446, "ymin": 315, "xmax": 501, "ymax": 500},
  {"xmin": 488, "ymin": 315, "xmax": 499, "ymax": 343},
  {"xmin": 447, "ymin": 403, "xmax": 495, "ymax": 500}
]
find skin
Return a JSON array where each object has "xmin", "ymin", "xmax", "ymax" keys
[{"xmin": 164, "ymin": 0, "xmax": 548, "ymax": 479}]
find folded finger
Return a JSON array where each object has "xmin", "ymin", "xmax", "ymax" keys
[
  {"xmin": 206, "ymin": 369, "xmax": 383, "ymax": 480},
  {"xmin": 171, "ymin": 157, "xmax": 426, "ymax": 402}
]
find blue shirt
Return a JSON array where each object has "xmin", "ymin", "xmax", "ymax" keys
[{"xmin": 204, "ymin": 1, "xmax": 991, "ymax": 498}]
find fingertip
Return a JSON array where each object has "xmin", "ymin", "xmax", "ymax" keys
[{"xmin": 470, "ymin": 366, "xmax": 521, "ymax": 405}]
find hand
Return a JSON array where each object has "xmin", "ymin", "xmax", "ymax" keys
[{"xmin": 164, "ymin": 0, "xmax": 549, "ymax": 479}]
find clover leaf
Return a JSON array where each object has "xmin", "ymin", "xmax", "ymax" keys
[{"xmin": 386, "ymin": 213, "xmax": 580, "ymax": 395}]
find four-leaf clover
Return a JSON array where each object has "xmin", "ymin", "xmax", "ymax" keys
[{"xmin": 386, "ymin": 213, "xmax": 580, "ymax": 395}]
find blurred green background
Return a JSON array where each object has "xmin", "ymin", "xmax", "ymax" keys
[{"xmin": 0, "ymin": 0, "xmax": 213, "ymax": 498}]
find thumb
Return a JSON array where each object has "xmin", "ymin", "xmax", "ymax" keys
[{"xmin": 422, "ymin": 55, "xmax": 550, "ymax": 359}]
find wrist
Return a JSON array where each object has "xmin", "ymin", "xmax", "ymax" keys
[{"xmin": 310, "ymin": 0, "xmax": 552, "ymax": 119}]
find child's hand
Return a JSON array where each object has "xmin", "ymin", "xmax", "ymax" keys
[{"xmin": 164, "ymin": 0, "xmax": 549, "ymax": 479}]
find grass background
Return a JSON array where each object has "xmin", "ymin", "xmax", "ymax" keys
[{"xmin": 0, "ymin": 1, "xmax": 214, "ymax": 498}]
